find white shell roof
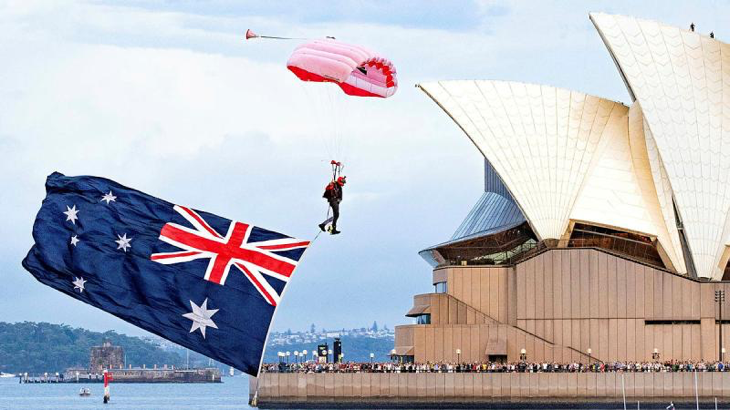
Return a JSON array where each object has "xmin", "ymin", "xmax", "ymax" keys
[
  {"xmin": 419, "ymin": 80, "xmax": 684, "ymax": 272},
  {"xmin": 591, "ymin": 12, "xmax": 730, "ymax": 279},
  {"xmin": 419, "ymin": 81, "xmax": 622, "ymax": 241}
]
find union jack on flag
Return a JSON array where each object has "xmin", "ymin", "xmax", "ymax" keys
[{"xmin": 151, "ymin": 205, "xmax": 310, "ymax": 306}]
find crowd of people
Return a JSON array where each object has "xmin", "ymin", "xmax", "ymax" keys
[{"xmin": 262, "ymin": 360, "xmax": 730, "ymax": 374}]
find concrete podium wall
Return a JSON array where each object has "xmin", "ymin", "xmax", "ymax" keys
[
  {"xmin": 397, "ymin": 249, "xmax": 730, "ymax": 365},
  {"xmin": 250, "ymin": 372, "xmax": 730, "ymax": 402}
]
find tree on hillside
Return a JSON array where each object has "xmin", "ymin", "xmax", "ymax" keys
[
  {"xmin": 371, "ymin": 321, "xmax": 378, "ymax": 332},
  {"xmin": 0, "ymin": 322, "xmax": 183, "ymax": 374}
]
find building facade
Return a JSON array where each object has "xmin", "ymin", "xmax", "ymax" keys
[{"xmin": 395, "ymin": 13, "xmax": 730, "ymax": 364}]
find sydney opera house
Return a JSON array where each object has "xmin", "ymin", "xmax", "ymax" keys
[{"xmin": 395, "ymin": 13, "xmax": 730, "ymax": 365}]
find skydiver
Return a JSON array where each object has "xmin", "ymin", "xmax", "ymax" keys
[
  {"xmin": 690, "ymin": 23, "xmax": 695, "ymax": 32},
  {"xmin": 710, "ymin": 32, "xmax": 715, "ymax": 38},
  {"xmin": 319, "ymin": 176, "xmax": 346, "ymax": 235}
]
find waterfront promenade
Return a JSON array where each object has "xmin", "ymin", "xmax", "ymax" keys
[
  {"xmin": 261, "ymin": 360, "xmax": 730, "ymax": 374},
  {"xmin": 250, "ymin": 371, "xmax": 730, "ymax": 408}
]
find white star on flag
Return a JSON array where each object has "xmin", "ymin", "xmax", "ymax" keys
[
  {"xmin": 101, "ymin": 191, "xmax": 117, "ymax": 205},
  {"xmin": 183, "ymin": 298, "xmax": 219, "ymax": 338},
  {"xmin": 70, "ymin": 235, "xmax": 80, "ymax": 246},
  {"xmin": 73, "ymin": 277, "xmax": 87, "ymax": 292},
  {"xmin": 115, "ymin": 233, "xmax": 132, "ymax": 252},
  {"xmin": 63, "ymin": 205, "xmax": 79, "ymax": 224}
]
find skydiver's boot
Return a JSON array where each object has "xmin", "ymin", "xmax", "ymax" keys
[
  {"xmin": 331, "ymin": 228, "xmax": 341, "ymax": 235},
  {"xmin": 318, "ymin": 223, "xmax": 326, "ymax": 232}
]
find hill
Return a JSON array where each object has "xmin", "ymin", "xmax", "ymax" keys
[
  {"xmin": 0, "ymin": 321, "xmax": 398, "ymax": 374},
  {"xmin": 0, "ymin": 322, "xmax": 183, "ymax": 374}
]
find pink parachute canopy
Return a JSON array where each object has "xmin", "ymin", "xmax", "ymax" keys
[{"xmin": 286, "ymin": 39, "xmax": 397, "ymax": 98}]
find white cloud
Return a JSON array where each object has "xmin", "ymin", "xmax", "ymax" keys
[{"xmin": 1, "ymin": 0, "xmax": 728, "ymax": 334}]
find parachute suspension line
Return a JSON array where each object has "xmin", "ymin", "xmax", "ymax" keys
[
  {"xmin": 250, "ymin": 35, "xmax": 307, "ymax": 40},
  {"xmin": 244, "ymin": 29, "xmax": 308, "ymax": 41},
  {"xmin": 326, "ymin": 86, "xmax": 338, "ymax": 158},
  {"xmin": 318, "ymin": 83, "xmax": 340, "ymax": 161},
  {"xmin": 333, "ymin": 89, "xmax": 348, "ymax": 164},
  {"xmin": 319, "ymin": 85, "xmax": 336, "ymax": 158},
  {"xmin": 336, "ymin": 90, "xmax": 351, "ymax": 171},
  {"xmin": 298, "ymin": 81, "xmax": 335, "ymax": 160},
  {"xmin": 322, "ymin": 85, "xmax": 346, "ymax": 167}
]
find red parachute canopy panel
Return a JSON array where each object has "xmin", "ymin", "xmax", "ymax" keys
[{"xmin": 286, "ymin": 39, "xmax": 397, "ymax": 98}]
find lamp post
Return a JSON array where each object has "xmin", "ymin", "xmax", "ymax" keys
[
  {"xmin": 520, "ymin": 349, "xmax": 527, "ymax": 362},
  {"xmin": 294, "ymin": 351, "xmax": 299, "ymax": 364},
  {"xmin": 652, "ymin": 348, "xmax": 660, "ymax": 361},
  {"xmin": 328, "ymin": 349, "xmax": 333, "ymax": 363},
  {"xmin": 390, "ymin": 349, "xmax": 397, "ymax": 363},
  {"xmin": 286, "ymin": 351, "xmax": 290, "ymax": 364},
  {"xmin": 717, "ymin": 290, "xmax": 726, "ymax": 362},
  {"xmin": 587, "ymin": 348, "xmax": 592, "ymax": 366},
  {"xmin": 370, "ymin": 353, "xmax": 375, "ymax": 365},
  {"xmin": 302, "ymin": 350, "xmax": 308, "ymax": 363},
  {"xmin": 456, "ymin": 349, "xmax": 461, "ymax": 364}
]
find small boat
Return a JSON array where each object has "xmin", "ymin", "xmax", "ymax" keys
[
  {"xmin": 79, "ymin": 388, "xmax": 91, "ymax": 397},
  {"xmin": 0, "ymin": 372, "xmax": 16, "ymax": 378}
]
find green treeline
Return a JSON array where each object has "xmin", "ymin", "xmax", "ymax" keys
[{"xmin": 0, "ymin": 322, "xmax": 182, "ymax": 374}]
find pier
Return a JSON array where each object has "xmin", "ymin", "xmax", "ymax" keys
[
  {"xmin": 17, "ymin": 373, "xmax": 65, "ymax": 384},
  {"xmin": 16, "ymin": 368, "xmax": 222, "ymax": 383}
]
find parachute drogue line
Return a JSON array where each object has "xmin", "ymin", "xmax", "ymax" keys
[{"xmin": 244, "ymin": 29, "xmax": 309, "ymax": 41}]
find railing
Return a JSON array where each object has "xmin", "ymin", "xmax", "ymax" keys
[{"xmin": 260, "ymin": 361, "xmax": 730, "ymax": 374}]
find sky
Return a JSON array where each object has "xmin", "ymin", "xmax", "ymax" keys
[{"xmin": 0, "ymin": 0, "xmax": 728, "ymax": 337}]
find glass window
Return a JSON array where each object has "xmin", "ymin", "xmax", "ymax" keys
[
  {"xmin": 434, "ymin": 282, "xmax": 447, "ymax": 294},
  {"xmin": 416, "ymin": 314, "xmax": 431, "ymax": 325}
]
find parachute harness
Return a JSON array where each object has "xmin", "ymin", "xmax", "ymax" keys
[
  {"xmin": 322, "ymin": 159, "xmax": 343, "ymax": 221},
  {"xmin": 330, "ymin": 160, "xmax": 343, "ymax": 181},
  {"xmin": 314, "ymin": 159, "xmax": 344, "ymax": 237}
]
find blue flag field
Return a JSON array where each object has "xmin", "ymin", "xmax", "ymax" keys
[{"xmin": 22, "ymin": 172, "xmax": 310, "ymax": 376}]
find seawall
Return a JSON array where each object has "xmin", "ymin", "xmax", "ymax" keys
[{"xmin": 249, "ymin": 372, "xmax": 730, "ymax": 408}]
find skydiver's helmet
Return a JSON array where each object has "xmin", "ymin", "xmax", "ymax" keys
[{"xmin": 337, "ymin": 176, "xmax": 347, "ymax": 186}]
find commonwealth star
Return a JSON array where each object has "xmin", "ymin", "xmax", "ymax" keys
[
  {"xmin": 183, "ymin": 298, "xmax": 219, "ymax": 338},
  {"xmin": 63, "ymin": 205, "xmax": 79, "ymax": 225}
]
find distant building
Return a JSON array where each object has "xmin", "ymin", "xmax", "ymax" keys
[{"xmin": 90, "ymin": 340, "xmax": 124, "ymax": 372}]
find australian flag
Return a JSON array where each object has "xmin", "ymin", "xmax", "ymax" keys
[{"xmin": 22, "ymin": 172, "xmax": 310, "ymax": 376}]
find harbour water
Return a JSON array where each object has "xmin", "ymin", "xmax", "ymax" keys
[{"xmin": 0, "ymin": 375, "xmax": 251, "ymax": 409}]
